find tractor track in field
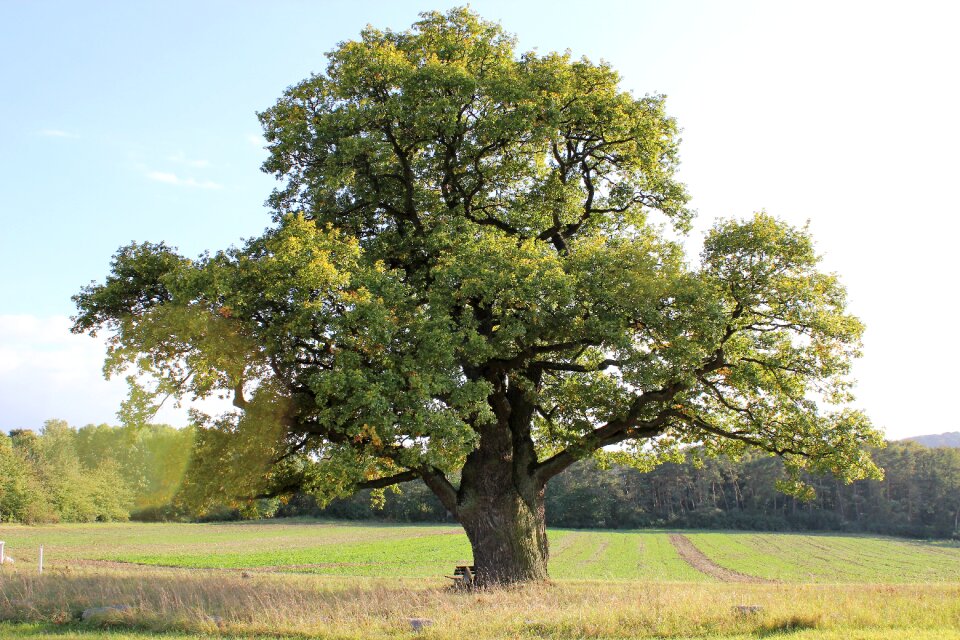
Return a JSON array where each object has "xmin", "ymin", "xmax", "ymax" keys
[
  {"xmin": 57, "ymin": 559, "xmax": 239, "ymax": 574},
  {"xmin": 668, "ymin": 534, "xmax": 775, "ymax": 583},
  {"xmin": 65, "ymin": 559, "xmax": 383, "ymax": 574}
]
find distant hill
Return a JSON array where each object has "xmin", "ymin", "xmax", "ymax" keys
[{"xmin": 904, "ymin": 432, "xmax": 960, "ymax": 448}]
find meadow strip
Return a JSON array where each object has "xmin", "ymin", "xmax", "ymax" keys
[{"xmin": 1, "ymin": 566, "xmax": 959, "ymax": 638}]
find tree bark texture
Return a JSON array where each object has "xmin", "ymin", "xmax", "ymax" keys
[
  {"xmin": 448, "ymin": 374, "xmax": 551, "ymax": 587},
  {"xmin": 458, "ymin": 469, "xmax": 549, "ymax": 586}
]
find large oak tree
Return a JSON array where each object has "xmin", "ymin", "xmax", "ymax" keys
[{"xmin": 74, "ymin": 8, "xmax": 882, "ymax": 586}]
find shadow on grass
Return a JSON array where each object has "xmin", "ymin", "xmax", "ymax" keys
[{"xmin": 754, "ymin": 614, "xmax": 821, "ymax": 637}]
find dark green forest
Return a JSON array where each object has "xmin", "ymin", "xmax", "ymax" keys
[{"xmin": 2, "ymin": 420, "xmax": 959, "ymax": 539}]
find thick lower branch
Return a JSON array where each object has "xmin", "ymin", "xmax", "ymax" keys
[
  {"xmin": 253, "ymin": 476, "xmax": 305, "ymax": 500},
  {"xmin": 420, "ymin": 467, "xmax": 460, "ymax": 516},
  {"xmin": 355, "ymin": 469, "xmax": 420, "ymax": 490},
  {"xmin": 534, "ymin": 419, "xmax": 668, "ymax": 484},
  {"xmin": 532, "ymin": 358, "xmax": 624, "ymax": 373}
]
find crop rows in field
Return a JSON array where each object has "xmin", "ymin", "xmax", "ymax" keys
[
  {"xmin": 1, "ymin": 522, "xmax": 706, "ymax": 581},
  {"xmin": 0, "ymin": 520, "xmax": 456, "ymax": 556},
  {"xmin": 549, "ymin": 531, "xmax": 709, "ymax": 581},
  {"xmin": 100, "ymin": 527, "xmax": 708, "ymax": 581},
  {"xmin": 113, "ymin": 527, "xmax": 474, "ymax": 577},
  {"xmin": 686, "ymin": 532, "xmax": 960, "ymax": 583},
  {"xmin": 0, "ymin": 521, "xmax": 467, "ymax": 576},
  {"xmin": 1, "ymin": 521, "xmax": 959, "ymax": 583}
]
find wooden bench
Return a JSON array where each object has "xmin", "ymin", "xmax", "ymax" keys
[{"xmin": 446, "ymin": 564, "xmax": 476, "ymax": 587}]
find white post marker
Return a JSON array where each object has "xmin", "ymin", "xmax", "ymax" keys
[
  {"xmin": 0, "ymin": 540, "xmax": 5, "ymax": 565},
  {"xmin": 38, "ymin": 545, "xmax": 43, "ymax": 575}
]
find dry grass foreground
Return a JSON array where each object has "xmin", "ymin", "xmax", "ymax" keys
[{"xmin": 1, "ymin": 564, "xmax": 960, "ymax": 639}]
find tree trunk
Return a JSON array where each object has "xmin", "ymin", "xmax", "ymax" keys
[
  {"xmin": 458, "ymin": 480, "xmax": 549, "ymax": 587},
  {"xmin": 452, "ymin": 374, "xmax": 550, "ymax": 587},
  {"xmin": 424, "ymin": 368, "xmax": 555, "ymax": 587}
]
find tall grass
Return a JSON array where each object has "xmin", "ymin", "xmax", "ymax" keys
[{"xmin": 1, "ymin": 565, "xmax": 959, "ymax": 639}]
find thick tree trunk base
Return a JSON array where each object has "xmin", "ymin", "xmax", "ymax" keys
[{"xmin": 459, "ymin": 486, "xmax": 549, "ymax": 588}]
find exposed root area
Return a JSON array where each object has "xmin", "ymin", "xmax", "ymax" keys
[{"xmin": 668, "ymin": 534, "xmax": 775, "ymax": 583}]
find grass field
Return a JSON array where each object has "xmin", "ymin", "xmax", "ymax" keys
[
  {"xmin": 1, "ymin": 519, "xmax": 959, "ymax": 639},
  {"xmin": 687, "ymin": 532, "xmax": 960, "ymax": 583},
  {"xmin": 4, "ymin": 520, "xmax": 958, "ymax": 583}
]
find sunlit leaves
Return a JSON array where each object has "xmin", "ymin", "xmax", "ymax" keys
[{"xmin": 73, "ymin": 8, "xmax": 881, "ymax": 507}]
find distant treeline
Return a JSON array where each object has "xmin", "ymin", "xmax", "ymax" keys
[
  {"xmin": 2, "ymin": 421, "xmax": 959, "ymax": 538},
  {"xmin": 546, "ymin": 444, "xmax": 960, "ymax": 538},
  {"xmin": 0, "ymin": 420, "xmax": 193, "ymax": 523},
  {"xmin": 289, "ymin": 442, "xmax": 960, "ymax": 539}
]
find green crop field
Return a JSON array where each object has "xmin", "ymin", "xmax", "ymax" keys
[
  {"xmin": 687, "ymin": 532, "xmax": 960, "ymax": 583},
  {"xmin": 3, "ymin": 520, "xmax": 958, "ymax": 583},
  {"xmin": 1, "ymin": 520, "xmax": 959, "ymax": 639}
]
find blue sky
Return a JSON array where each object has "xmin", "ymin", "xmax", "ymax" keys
[{"xmin": 1, "ymin": 1, "xmax": 958, "ymax": 438}]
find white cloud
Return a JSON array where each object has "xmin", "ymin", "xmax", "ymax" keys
[
  {"xmin": 0, "ymin": 315, "xmax": 227, "ymax": 431},
  {"xmin": 146, "ymin": 170, "xmax": 179, "ymax": 184},
  {"xmin": 0, "ymin": 347, "xmax": 23, "ymax": 374},
  {"xmin": 0, "ymin": 315, "xmax": 125, "ymax": 430},
  {"xmin": 246, "ymin": 134, "xmax": 263, "ymax": 147},
  {"xmin": 145, "ymin": 170, "xmax": 223, "ymax": 190},
  {"xmin": 168, "ymin": 151, "xmax": 211, "ymax": 169},
  {"xmin": 39, "ymin": 129, "xmax": 78, "ymax": 138}
]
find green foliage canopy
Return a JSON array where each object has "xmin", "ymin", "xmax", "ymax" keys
[{"xmin": 72, "ymin": 8, "xmax": 881, "ymax": 514}]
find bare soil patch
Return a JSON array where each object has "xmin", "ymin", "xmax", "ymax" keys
[{"xmin": 668, "ymin": 534, "xmax": 774, "ymax": 583}]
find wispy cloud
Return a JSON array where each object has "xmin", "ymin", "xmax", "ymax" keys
[
  {"xmin": 0, "ymin": 314, "xmax": 125, "ymax": 430},
  {"xmin": 40, "ymin": 129, "xmax": 78, "ymax": 138},
  {"xmin": 168, "ymin": 151, "xmax": 210, "ymax": 169},
  {"xmin": 0, "ymin": 314, "xmax": 228, "ymax": 430},
  {"xmin": 146, "ymin": 170, "xmax": 223, "ymax": 190},
  {"xmin": 246, "ymin": 134, "xmax": 263, "ymax": 147}
]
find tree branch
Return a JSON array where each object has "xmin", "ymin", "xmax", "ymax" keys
[
  {"xmin": 532, "ymin": 345, "xmax": 732, "ymax": 484},
  {"xmin": 669, "ymin": 410, "xmax": 807, "ymax": 458},
  {"xmin": 534, "ymin": 419, "xmax": 669, "ymax": 485},
  {"xmin": 420, "ymin": 467, "xmax": 460, "ymax": 516},
  {"xmin": 232, "ymin": 381, "xmax": 248, "ymax": 409},
  {"xmin": 532, "ymin": 358, "xmax": 624, "ymax": 373},
  {"xmin": 356, "ymin": 469, "xmax": 421, "ymax": 490}
]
